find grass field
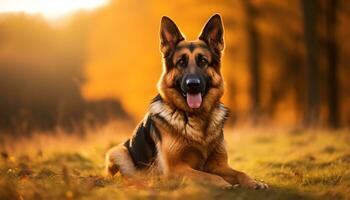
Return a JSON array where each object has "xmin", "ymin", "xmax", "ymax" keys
[{"xmin": 0, "ymin": 123, "xmax": 349, "ymax": 200}]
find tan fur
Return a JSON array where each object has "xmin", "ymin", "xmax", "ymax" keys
[
  {"xmin": 105, "ymin": 144, "xmax": 136, "ymax": 177},
  {"xmin": 173, "ymin": 40, "xmax": 212, "ymax": 64}
]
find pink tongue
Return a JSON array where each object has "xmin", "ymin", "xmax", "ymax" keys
[{"xmin": 186, "ymin": 93, "xmax": 202, "ymax": 108}]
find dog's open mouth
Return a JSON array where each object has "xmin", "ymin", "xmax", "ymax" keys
[
  {"xmin": 177, "ymin": 75, "xmax": 207, "ymax": 109},
  {"xmin": 185, "ymin": 93, "xmax": 202, "ymax": 109}
]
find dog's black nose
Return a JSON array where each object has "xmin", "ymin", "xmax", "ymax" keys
[
  {"xmin": 186, "ymin": 78, "xmax": 200, "ymax": 87},
  {"xmin": 186, "ymin": 77, "xmax": 201, "ymax": 93}
]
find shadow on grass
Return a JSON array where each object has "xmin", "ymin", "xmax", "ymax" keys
[{"xmin": 178, "ymin": 185, "xmax": 315, "ymax": 200}]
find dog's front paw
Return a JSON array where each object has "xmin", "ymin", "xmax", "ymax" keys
[
  {"xmin": 218, "ymin": 181, "xmax": 233, "ymax": 190},
  {"xmin": 239, "ymin": 177, "xmax": 269, "ymax": 189},
  {"xmin": 210, "ymin": 177, "xmax": 233, "ymax": 189},
  {"xmin": 251, "ymin": 180, "xmax": 268, "ymax": 189}
]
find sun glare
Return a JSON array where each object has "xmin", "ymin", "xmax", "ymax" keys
[{"xmin": 0, "ymin": 0, "xmax": 110, "ymax": 19}]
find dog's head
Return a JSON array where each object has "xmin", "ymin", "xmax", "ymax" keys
[{"xmin": 157, "ymin": 14, "xmax": 225, "ymax": 113}]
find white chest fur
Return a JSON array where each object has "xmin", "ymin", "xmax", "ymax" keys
[{"xmin": 149, "ymin": 99, "xmax": 228, "ymax": 145}]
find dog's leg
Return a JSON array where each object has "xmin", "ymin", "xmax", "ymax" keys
[
  {"xmin": 105, "ymin": 144, "xmax": 136, "ymax": 177},
  {"xmin": 169, "ymin": 163, "xmax": 232, "ymax": 189},
  {"xmin": 204, "ymin": 142, "xmax": 268, "ymax": 189},
  {"xmin": 210, "ymin": 165, "xmax": 268, "ymax": 189}
]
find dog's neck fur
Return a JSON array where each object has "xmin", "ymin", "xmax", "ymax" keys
[{"xmin": 149, "ymin": 95, "xmax": 228, "ymax": 144}]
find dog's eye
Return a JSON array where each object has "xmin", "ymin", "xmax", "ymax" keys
[
  {"xmin": 176, "ymin": 56, "xmax": 187, "ymax": 68},
  {"xmin": 197, "ymin": 55, "xmax": 208, "ymax": 68}
]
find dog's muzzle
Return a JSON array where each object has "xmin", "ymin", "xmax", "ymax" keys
[{"xmin": 181, "ymin": 74, "xmax": 206, "ymax": 109}]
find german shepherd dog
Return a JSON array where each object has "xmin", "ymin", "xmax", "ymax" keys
[{"xmin": 105, "ymin": 14, "xmax": 268, "ymax": 189}]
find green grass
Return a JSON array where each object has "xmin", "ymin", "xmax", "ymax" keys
[{"xmin": 0, "ymin": 126, "xmax": 349, "ymax": 200}]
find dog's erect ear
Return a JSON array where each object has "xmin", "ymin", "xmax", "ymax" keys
[
  {"xmin": 199, "ymin": 14, "xmax": 224, "ymax": 52},
  {"xmin": 160, "ymin": 16, "xmax": 184, "ymax": 55}
]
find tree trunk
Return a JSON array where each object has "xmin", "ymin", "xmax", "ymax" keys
[
  {"xmin": 325, "ymin": 0, "xmax": 340, "ymax": 128},
  {"xmin": 301, "ymin": 0, "xmax": 320, "ymax": 127},
  {"xmin": 243, "ymin": 0, "xmax": 261, "ymax": 124}
]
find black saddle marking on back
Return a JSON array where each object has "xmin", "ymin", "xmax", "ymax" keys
[{"xmin": 124, "ymin": 114, "xmax": 160, "ymax": 169}]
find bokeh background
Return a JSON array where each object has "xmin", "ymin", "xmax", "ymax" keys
[{"xmin": 0, "ymin": 0, "xmax": 349, "ymax": 135}]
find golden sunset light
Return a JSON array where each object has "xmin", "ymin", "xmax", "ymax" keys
[{"xmin": 0, "ymin": 0, "xmax": 110, "ymax": 19}]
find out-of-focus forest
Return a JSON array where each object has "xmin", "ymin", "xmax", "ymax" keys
[{"xmin": 0, "ymin": 0, "xmax": 350, "ymax": 134}]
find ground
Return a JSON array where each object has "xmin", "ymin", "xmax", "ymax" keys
[{"xmin": 0, "ymin": 123, "xmax": 349, "ymax": 200}]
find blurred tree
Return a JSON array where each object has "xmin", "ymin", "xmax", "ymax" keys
[
  {"xmin": 301, "ymin": 0, "xmax": 320, "ymax": 127},
  {"xmin": 325, "ymin": 0, "xmax": 340, "ymax": 128},
  {"xmin": 242, "ymin": 0, "xmax": 261, "ymax": 124}
]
